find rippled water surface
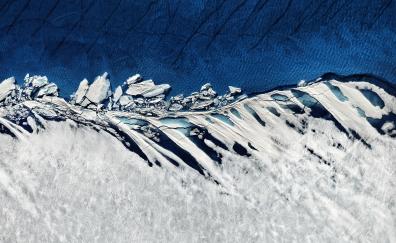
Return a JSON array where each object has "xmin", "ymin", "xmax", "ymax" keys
[{"xmin": 0, "ymin": 0, "xmax": 395, "ymax": 95}]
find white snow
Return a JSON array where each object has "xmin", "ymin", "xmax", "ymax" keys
[{"xmin": 0, "ymin": 117, "xmax": 394, "ymax": 242}]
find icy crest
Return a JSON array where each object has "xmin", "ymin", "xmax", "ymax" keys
[
  {"xmin": 71, "ymin": 73, "xmax": 243, "ymax": 114},
  {"xmin": 0, "ymin": 72, "xmax": 243, "ymax": 116},
  {"xmin": 0, "ymin": 74, "xmax": 59, "ymax": 106}
]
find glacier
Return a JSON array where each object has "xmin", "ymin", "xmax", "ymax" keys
[{"xmin": 0, "ymin": 73, "xmax": 395, "ymax": 242}]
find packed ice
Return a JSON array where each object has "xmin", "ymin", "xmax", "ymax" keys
[{"xmin": 0, "ymin": 73, "xmax": 395, "ymax": 242}]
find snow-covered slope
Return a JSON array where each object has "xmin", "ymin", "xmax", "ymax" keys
[{"xmin": 0, "ymin": 74, "xmax": 395, "ymax": 242}]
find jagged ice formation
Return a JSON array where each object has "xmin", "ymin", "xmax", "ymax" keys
[{"xmin": 0, "ymin": 73, "xmax": 395, "ymax": 242}]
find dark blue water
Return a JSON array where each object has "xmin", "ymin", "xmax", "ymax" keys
[{"xmin": 0, "ymin": 0, "xmax": 395, "ymax": 96}]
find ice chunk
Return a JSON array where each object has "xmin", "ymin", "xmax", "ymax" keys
[
  {"xmin": 125, "ymin": 79, "xmax": 170, "ymax": 98},
  {"xmin": 298, "ymin": 79, "xmax": 307, "ymax": 87},
  {"xmin": 198, "ymin": 83, "xmax": 216, "ymax": 99},
  {"xmin": 228, "ymin": 86, "xmax": 241, "ymax": 94},
  {"xmin": 85, "ymin": 73, "xmax": 111, "ymax": 104},
  {"xmin": 148, "ymin": 95, "xmax": 165, "ymax": 104},
  {"xmin": 113, "ymin": 86, "xmax": 123, "ymax": 103},
  {"xmin": 35, "ymin": 83, "xmax": 58, "ymax": 97},
  {"xmin": 119, "ymin": 95, "xmax": 133, "ymax": 106},
  {"xmin": 125, "ymin": 80, "xmax": 155, "ymax": 96},
  {"xmin": 74, "ymin": 79, "xmax": 89, "ymax": 104},
  {"xmin": 200, "ymin": 83, "xmax": 212, "ymax": 91},
  {"xmin": 0, "ymin": 77, "xmax": 16, "ymax": 101},
  {"xmin": 126, "ymin": 74, "xmax": 142, "ymax": 85},
  {"xmin": 190, "ymin": 100, "xmax": 214, "ymax": 110},
  {"xmin": 143, "ymin": 84, "xmax": 171, "ymax": 98},
  {"xmin": 171, "ymin": 94, "xmax": 184, "ymax": 102},
  {"xmin": 24, "ymin": 74, "xmax": 48, "ymax": 88},
  {"xmin": 168, "ymin": 103, "xmax": 183, "ymax": 111}
]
